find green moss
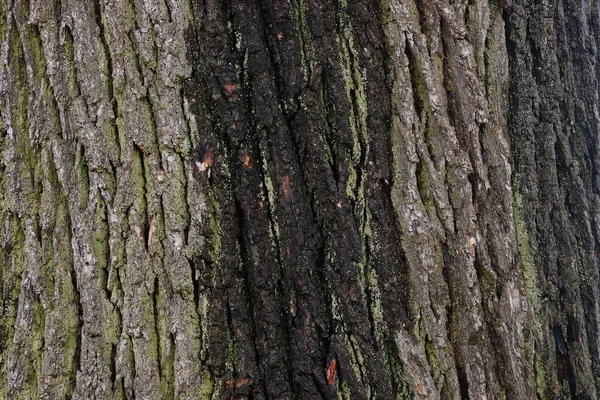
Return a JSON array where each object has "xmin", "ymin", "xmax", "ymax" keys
[
  {"xmin": 513, "ymin": 181, "xmax": 548, "ymax": 399},
  {"xmin": 160, "ymin": 333, "xmax": 175, "ymax": 400},
  {"xmin": 7, "ymin": 19, "xmax": 44, "ymax": 214},
  {"xmin": 62, "ymin": 317, "xmax": 80, "ymax": 389},
  {"xmin": 378, "ymin": 334, "xmax": 413, "ymax": 400},
  {"xmin": 0, "ymin": 0, "xmax": 7, "ymax": 49},
  {"xmin": 366, "ymin": 267, "xmax": 385, "ymax": 340},
  {"xmin": 22, "ymin": 23, "xmax": 48, "ymax": 89},
  {"xmin": 23, "ymin": 295, "xmax": 46, "ymax": 398},
  {"xmin": 346, "ymin": 333, "xmax": 371, "ymax": 398},
  {"xmin": 334, "ymin": 0, "xmax": 369, "ymax": 201},
  {"xmin": 53, "ymin": 194, "xmax": 80, "ymax": 393},
  {"xmin": 345, "ymin": 164, "xmax": 358, "ymax": 200},
  {"xmin": 98, "ymin": 10, "xmax": 113, "ymax": 85},
  {"xmin": 150, "ymin": 280, "xmax": 174, "ymax": 399},
  {"xmin": 534, "ymin": 352, "xmax": 548, "ymax": 400},
  {"xmin": 336, "ymin": 376, "xmax": 352, "ymax": 400},
  {"xmin": 424, "ymin": 337, "xmax": 438, "ymax": 369},
  {"xmin": 513, "ymin": 182, "xmax": 541, "ymax": 320},
  {"xmin": 225, "ymin": 324, "xmax": 237, "ymax": 372},
  {"xmin": 408, "ymin": 60, "xmax": 430, "ymax": 119},
  {"xmin": 199, "ymin": 371, "xmax": 214, "ymax": 399},
  {"xmin": 141, "ymin": 96, "xmax": 162, "ymax": 155},
  {"xmin": 0, "ymin": 218, "xmax": 26, "ymax": 385},
  {"xmin": 39, "ymin": 158, "xmax": 60, "ymax": 300},
  {"xmin": 132, "ymin": 300, "xmax": 162, "ymax": 393},
  {"xmin": 484, "ymin": 34, "xmax": 496, "ymax": 97},
  {"xmin": 291, "ymin": 0, "xmax": 316, "ymax": 83}
]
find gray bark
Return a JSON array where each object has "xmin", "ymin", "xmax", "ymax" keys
[{"xmin": 0, "ymin": 0, "xmax": 599, "ymax": 398}]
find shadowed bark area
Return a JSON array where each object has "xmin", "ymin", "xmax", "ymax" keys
[{"xmin": 0, "ymin": 0, "xmax": 599, "ymax": 399}]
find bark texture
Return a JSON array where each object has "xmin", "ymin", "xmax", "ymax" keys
[{"xmin": 1, "ymin": 0, "xmax": 599, "ymax": 398}]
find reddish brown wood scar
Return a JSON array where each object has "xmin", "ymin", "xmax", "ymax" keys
[
  {"xmin": 243, "ymin": 151, "xmax": 251, "ymax": 168},
  {"xmin": 236, "ymin": 377, "xmax": 252, "ymax": 388},
  {"xmin": 223, "ymin": 83, "xmax": 236, "ymax": 96},
  {"xmin": 282, "ymin": 174, "xmax": 291, "ymax": 198},
  {"xmin": 204, "ymin": 151, "xmax": 213, "ymax": 167},
  {"xmin": 326, "ymin": 359, "xmax": 336, "ymax": 384},
  {"xmin": 196, "ymin": 150, "xmax": 213, "ymax": 173},
  {"xmin": 415, "ymin": 381, "xmax": 426, "ymax": 396},
  {"xmin": 137, "ymin": 143, "xmax": 152, "ymax": 154},
  {"xmin": 225, "ymin": 377, "xmax": 253, "ymax": 393}
]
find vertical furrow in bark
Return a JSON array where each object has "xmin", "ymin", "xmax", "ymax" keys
[
  {"xmin": 184, "ymin": 0, "xmax": 411, "ymax": 398},
  {"xmin": 0, "ymin": 0, "xmax": 203, "ymax": 397},
  {"xmin": 346, "ymin": 1, "xmax": 416, "ymax": 398},
  {"xmin": 2, "ymin": 0, "xmax": 600, "ymax": 398},
  {"xmin": 185, "ymin": 2, "xmax": 265, "ymax": 398},
  {"xmin": 555, "ymin": 0, "xmax": 600, "ymax": 390},
  {"xmin": 382, "ymin": 0, "xmax": 538, "ymax": 398},
  {"xmin": 260, "ymin": 1, "xmax": 349, "ymax": 396},
  {"xmin": 256, "ymin": 2, "xmax": 337, "ymax": 397},
  {"xmin": 2, "ymin": 4, "xmax": 55, "ymax": 398},
  {"xmin": 384, "ymin": 2, "xmax": 464, "ymax": 398},
  {"xmin": 507, "ymin": 0, "xmax": 600, "ymax": 398}
]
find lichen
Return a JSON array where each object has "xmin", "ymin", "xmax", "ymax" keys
[
  {"xmin": 336, "ymin": 376, "xmax": 352, "ymax": 400},
  {"xmin": 291, "ymin": 0, "xmax": 316, "ymax": 83},
  {"xmin": 513, "ymin": 181, "xmax": 541, "ymax": 321},
  {"xmin": 199, "ymin": 371, "xmax": 214, "ymax": 400},
  {"xmin": 334, "ymin": 0, "xmax": 369, "ymax": 202},
  {"xmin": 534, "ymin": 352, "xmax": 548, "ymax": 400},
  {"xmin": 513, "ymin": 180, "xmax": 548, "ymax": 398},
  {"xmin": 259, "ymin": 144, "xmax": 281, "ymax": 248},
  {"xmin": 346, "ymin": 333, "xmax": 372, "ymax": 398}
]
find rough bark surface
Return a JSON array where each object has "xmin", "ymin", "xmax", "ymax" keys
[{"xmin": 0, "ymin": 0, "xmax": 599, "ymax": 399}]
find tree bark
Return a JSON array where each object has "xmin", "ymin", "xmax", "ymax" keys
[{"xmin": 1, "ymin": 0, "xmax": 599, "ymax": 398}]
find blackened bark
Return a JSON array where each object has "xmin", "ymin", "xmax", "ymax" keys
[{"xmin": 1, "ymin": 0, "xmax": 599, "ymax": 399}]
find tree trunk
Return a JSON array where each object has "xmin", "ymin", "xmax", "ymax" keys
[{"xmin": 1, "ymin": 0, "xmax": 599, "ymax": 398}]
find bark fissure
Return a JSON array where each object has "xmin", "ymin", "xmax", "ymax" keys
[{"xmin": 2, "ymin": 0, "xmax": 600, "ymax": 398}]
